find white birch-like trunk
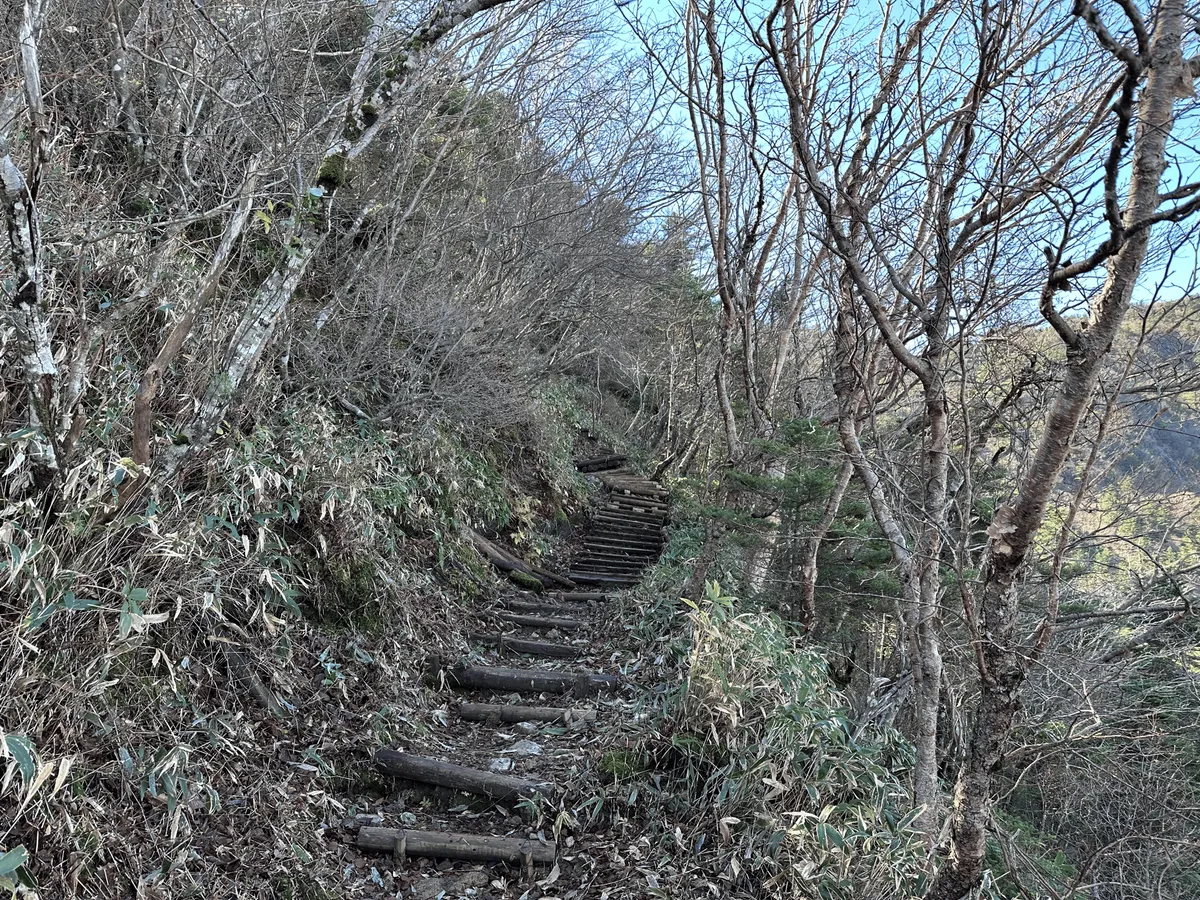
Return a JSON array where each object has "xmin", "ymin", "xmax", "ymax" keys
[{"xmin": 0, "ymin": 147, "xmax": 55, "ymax": 481}]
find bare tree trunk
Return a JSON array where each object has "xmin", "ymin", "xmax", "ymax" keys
[
  {"xmin": 746, "ymin": 456, "xmax": 786, "ymax": 594},
  {"xmin": 829, "ymin": 301, "xmax": 944, "ymax": 833},
  {"xmin": 132, "ymin": 171, "xmax": 259, "ymax": 467},
  {"xmin": 165, "ymin": 236, "xmax": 314, "ymax": 474},
  {"xmin": 714, "ymin": 319, "xmax": 741, "ymax": 460},
  {"xmin": 795, "ymin": 458, "xmax": 852, "ymax": 628},
  {"xmin": 2, "ymin": 0, "xmax": 56, "ymax": 483},
  {"xmin": 930, "ymin": 3, "xmax": 1190, "ymax": 896}
]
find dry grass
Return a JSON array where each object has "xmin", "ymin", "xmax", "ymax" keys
[{"xmin": 0, "ymin": 400, "xmax": 583, "ymax": 898}]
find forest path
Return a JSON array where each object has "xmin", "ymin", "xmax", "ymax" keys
[{"xmin": 342, "ymin": 454, "xmax": 668, "ymax": 899}]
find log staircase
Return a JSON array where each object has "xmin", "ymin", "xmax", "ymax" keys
[{"xmin": 346, "ymin": 451, "xmax": 667, "ymax": 888}]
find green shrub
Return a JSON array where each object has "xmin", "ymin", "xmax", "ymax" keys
[{"xmin": 631, "ymin": 583, "xmax": 928, "ymax": 899}]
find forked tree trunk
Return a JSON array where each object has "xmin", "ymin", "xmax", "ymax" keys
[
  {"xmin": 132, "ymin": 172, "xmax": 259, "ymax": 467},
  {"xmin": 929, "ymin": 3, "xmax": 1190, "ymax": 896},
  {"xmin": 795, "ymin": 458, "xmax": 852, "ymax": 628},
  {"xmin": 164, "ymin": 234, "xmax": 314, "ymax": 474}
]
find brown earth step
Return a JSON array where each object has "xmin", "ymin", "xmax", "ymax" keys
[
  {"xmin": 374, "ymin": 750, "xmax": 551, "ymax": 801},
  {"xmin": 459, "ymin": 702, "xmax": 597, "ymax": 725},
  {"xmin": 357, "ymin": 827, "xmax": 556, "ymax": 865},
  {"xmin": 439, "ymin": 661, "xmax": 620, "ymax": 695},
  {"xmin": 471, "ymin": 633, "xmax": 580, "ymax": 659},
  {"xmin": 495, "ymin": 612, "xmax": 583, "ymax": 631}
]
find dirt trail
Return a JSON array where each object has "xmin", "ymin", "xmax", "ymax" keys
[{"xmin": 340, "ymin": 454, "xmax": 668, "ymax": 899}]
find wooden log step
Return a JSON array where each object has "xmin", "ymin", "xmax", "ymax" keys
[
  {"xmin": 587, "ymin": 537, "xmax": 658, "ymax": 550},
  {"xmin": 598, "ymin": 503, "xmax": 665, "ymax": 516},
  {"xmin": 503, "ymin": 597, "xmax": 580, "ymax": 616},
  {"xmin": 576, "ymin": 552, "xmax": 654, "ymax": 565},
  {"xmin": 459, "ymin": 702, "xmax": 597, "ymax": 725},
  {"xmin": 576, "ymin": 555, "xmax": 652, "ymax": 569},
  {"xmin": 589, "ymin": 531, "xmax": 660, "ymax": 543},
  {"xmin": 572, "ymin": 565, "xmax": 646, "ymax": 577},
  {"xmin": 576, "ymin": 559, "xmax": 652, "ymax": 572},
  {"xmin": 576, "ymin": 553, "xmax": 649, "ymax": 565},
  {"xmin": 472, "ymin": 633, "xmax": 580, "ymax": 659},
  {"xmin": 575, "ymin": 453, "xmax": 628, "ymax": 472},
  {"xmin": 581, "ymin": 554, "xmax": 655, "ymax": 565},
  {"xmin": 591, "ymin": 524, "xmax": 661, "ymax": 538},
  {"xmin": 441, "ymin": 661, "xmax": 619, "ymax": 695},
  {"xmin": 590, "ymin": 522, "xmax": 662, "ymax": 536},
  {"xmin": 357, "ymin": 827, "xmax": 556, "ymax": 865},
  {"xmin": 604, "ymin": 483, "xmax": 668, "ymax": 500},
  {"xmin": 600, "ymin": 498, "xmax": 663, "ymax": 509},
  {"xmin": 582, "ymin": 543, "xmax": 658, "ymax": 556},
  {"xmin": 603, "ymin": 481, "xmax": 667, "ymax": 497},
  {"xmin": 607, "ymin": 500, "xmax": 668, "ymax": 515},
  {"xmin": 581, "ymin": 542, "xmax": 658, "ymax": 556},
  {"xmin": 551, "ymin": 591, "xmax": 608, "ymax": 602},
  {"xmin": 606, "ymin": 487, "xmax": 667, "ymax": 502},
  {"xmin": 588, "ymin": 533, "xmax": 659, "ymax": 545},
  {"xmin": 589, "ymin": 526, "xmax": 661, "ymax": 539},
  {"xmin": 594, "ymin": 511, "xmax": 664, "ymax": 526},
  {"xmin": 603, "ymin": 497, "xmax": 666, "ymax": 510},
  {"xmin": 569, "ymin": 572, "xmax": 640, "ymax": 585},
  {"xmin": 578, "ymin": 546, "xmax": 649, "ymax": 559},
  {"xmin": 374, "ymin": 750, "xmax": 551, "ymax": 800},
  {"xmin": 496, "ymin": 612, "xmax": 583, "ymax": 631}
]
